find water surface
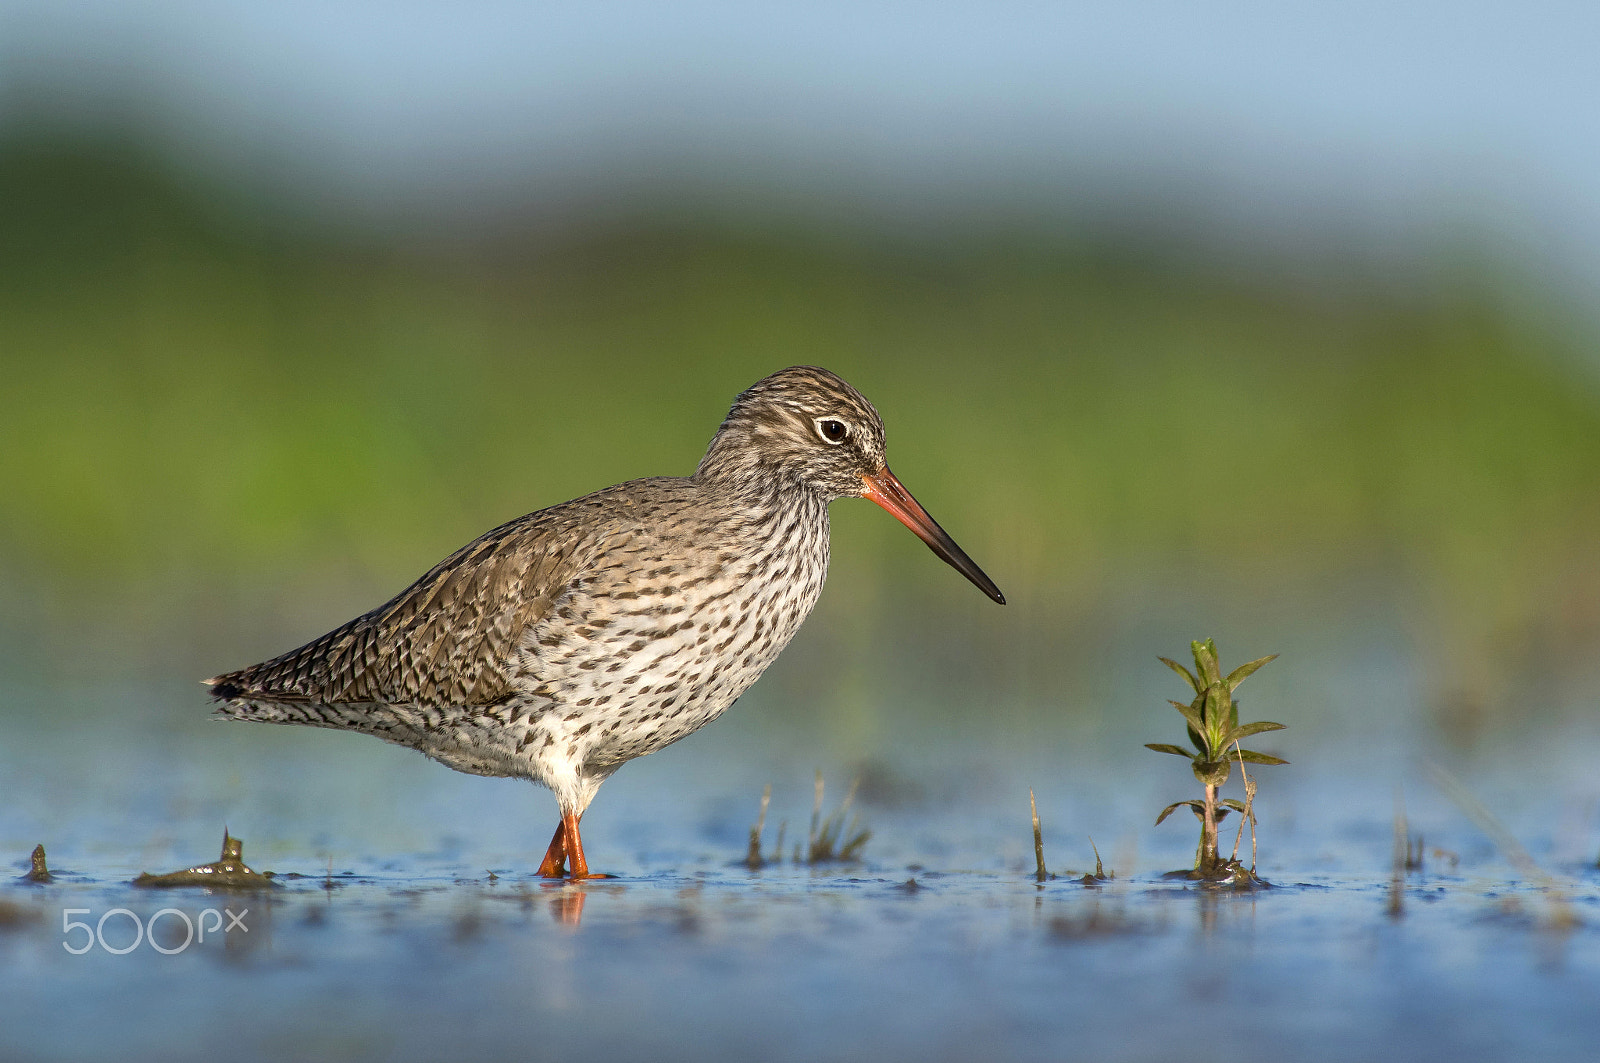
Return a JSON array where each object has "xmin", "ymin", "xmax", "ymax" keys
[{"xmin": 3, "ymin": 680, "xmax": 1598, "ymax": 1062}]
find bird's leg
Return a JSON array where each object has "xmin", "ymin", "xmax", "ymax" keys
[
  {"xmin": 536, "ymin": 820, "xmax": 568, "ymax": 878},
  {"xmin": 562, "ymin": 809, "xmax": 595, "ymax": 879},
  {"xmin": 536, "ymin": 812, "xmax": 612, "ymax": 878},
  {"xmin": 557, "ymin": 810, "xmax": 616, "ymax": 879}
]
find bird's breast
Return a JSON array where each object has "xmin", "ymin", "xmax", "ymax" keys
[{"xmin": 514, "ymin": 496, "xmax": 831, "ymax": 766}]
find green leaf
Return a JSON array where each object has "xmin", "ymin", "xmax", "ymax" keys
[
  {"xmin": 1169, "ymin": 700, "xmax": 1205, "ymax": 735},
  {"xmin": 1158, "ymin": 656, "xmax": 1202, "ymax": 694},
  {"xmin": 1201, "ymin": 686, "xmax": 1232, "ymax": 750},
  {"xmin": 1235, "ymin": 749, "xmax": 1289, "ymax": 766},
  {"xmin": 1145, "ymin": 743, "xmax": 1194, "ymax": 758},
  {"xmin": 1221, "ymin": 799, "xmax": 1250, "ymax": 813},
  {"xmin": 1191, "ymin": 640, "xmax": 1221, "ymax": 686},
  {"xmin": 1227, "ymin": 720, "xmax": 1286, "ymax": 744},
  {"xmin": 1188, "ymin": 726, "xmax": 1208, "ymax": 754},
  {"xmin": 1154, "ymin": 800, "xmax": 1204, "ymax": 826},
  {"xmin": 1225, "ymin": 654, "xmax": 1278, "ymax": 691}
]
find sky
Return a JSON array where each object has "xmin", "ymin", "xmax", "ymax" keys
[{"xmin": 3, "ymin": 2, "xmax": 1600, "ymax": 284}]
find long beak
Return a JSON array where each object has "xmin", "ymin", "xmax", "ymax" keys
[{"xmin": 861, "ymin": 466, "xmax": 1005, "ymax": 604}]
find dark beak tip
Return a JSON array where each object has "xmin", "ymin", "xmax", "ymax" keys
[{"xmin": 862, "ymin": 466, "xmax": 1005, "ymax": 606}]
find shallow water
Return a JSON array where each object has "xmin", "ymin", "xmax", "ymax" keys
[
  {"xmin": 6, "ymin": 850, "xmax": 1598, "ymax": 1062},
  {"xmin": 3, "ymin": 681, "xmax": 1599, "ymax": 1062}
]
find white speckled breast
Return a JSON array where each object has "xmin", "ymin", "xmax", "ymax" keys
[{"xmin": 502, "ymin": 482, "xmax": 830, "ymax": 807}]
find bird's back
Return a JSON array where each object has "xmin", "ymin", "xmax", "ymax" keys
[{"xmin": 208, "ymin": 479, "xmax": 679, "ymax": 710}]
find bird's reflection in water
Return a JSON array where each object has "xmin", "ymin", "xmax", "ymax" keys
[
  {"xmin": 544, "ymin": 880, "xmax": 627, "ymax": 927},
  {"xmin": 549, "ymin": 884, "xmax": 587, "ymax": 927}
]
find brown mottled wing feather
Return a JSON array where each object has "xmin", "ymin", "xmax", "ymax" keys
[{"xmin": 210, "ymin": 514, "xmax": 584, "ymax": 709}]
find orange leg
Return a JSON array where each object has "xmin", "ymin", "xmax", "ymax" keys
[
  {"xmin": 536, "ymin": 819, "xmax": 568, "ymax": 878},
  {"xmin": 562, "ymin": 809, "xmax": 606, "ymax": 879},
  {"xmin": 536, "ymin": 812, "xmax": 613, "ymax": 879}
]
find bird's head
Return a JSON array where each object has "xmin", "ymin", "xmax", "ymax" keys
[{"xmin": 698, "ymin": 366, "xmax": 1004, "ymax": 604}]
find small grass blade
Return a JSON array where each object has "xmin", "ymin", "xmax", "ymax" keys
[
  {"xmin": 1389, "ymin": 786, "xmax": 1408, "ymax": 919},
  {"xmin": 1030, "ymin": 789, "xmax": 1048, "ymax": 883},
  {"xmin": 746, "ymin": 784, "xmax": 771, "ymax": 869}
]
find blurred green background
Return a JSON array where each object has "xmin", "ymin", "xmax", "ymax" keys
[{"xmin": 4, "ymin": 4, "xmax": 1600, "ymax": 761}]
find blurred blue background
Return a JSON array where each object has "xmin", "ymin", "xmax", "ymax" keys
[{"xmin": 8, "ymin": 2, "xmax": 1600, "ymax": 277}]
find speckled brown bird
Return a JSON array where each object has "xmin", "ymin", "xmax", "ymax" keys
[{"xmin": 207, "ymin": 366, "xmax": 1004, "ymax": 878}]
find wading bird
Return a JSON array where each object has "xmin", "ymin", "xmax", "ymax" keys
[{"xmin": 209, "ymin": 367, "xmax": 1003, "ymax": 877}]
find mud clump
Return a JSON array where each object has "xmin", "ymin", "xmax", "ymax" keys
[
  {"xmin": 135, "ymin": 832, "xmax": 275, "ymax": 889},
  {"xmin": 21, "ymin": 844, "xmax": 52, "ymax": 884}
]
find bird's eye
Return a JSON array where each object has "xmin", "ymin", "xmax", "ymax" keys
[{"xmin": 814, "ymin": 418, "xmax": 849, "ymax": 444}]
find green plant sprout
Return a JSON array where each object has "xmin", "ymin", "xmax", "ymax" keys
[{"xmin": 1147, "ymin": 639, "xmax": 1287, "ymax": 883}]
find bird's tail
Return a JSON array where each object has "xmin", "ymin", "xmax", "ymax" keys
[
  {"xmin": 205, "ymin": 676, "xmax": 321, "ymax": 725},
  {"xmin": 205, "ymin": 675, "xmax": 439, "ymax": 757}
]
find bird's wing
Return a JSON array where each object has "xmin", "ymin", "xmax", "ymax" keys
[{"xmin": 208, "ymin": 512, "xmax": 588, "ymax": 709}]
